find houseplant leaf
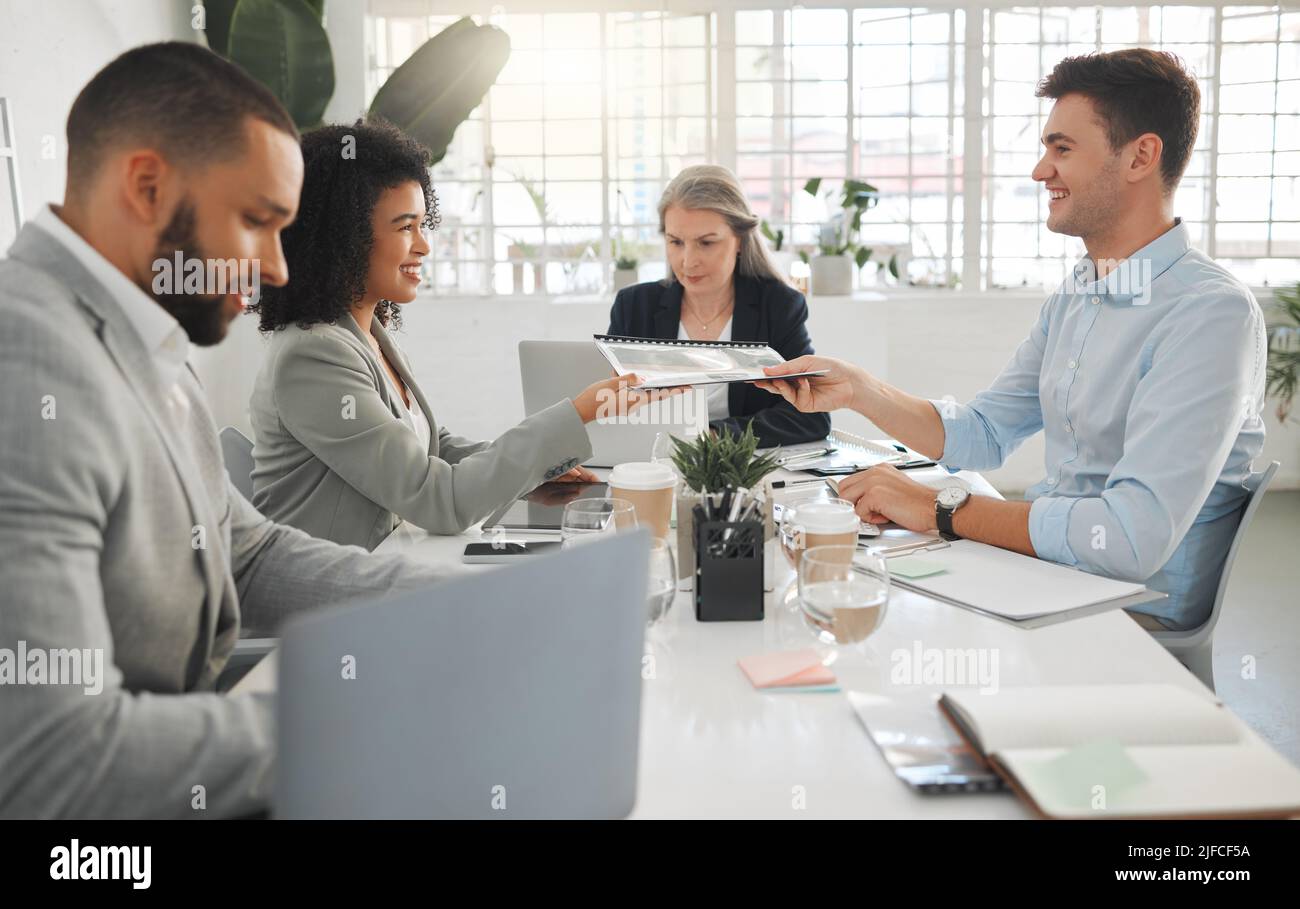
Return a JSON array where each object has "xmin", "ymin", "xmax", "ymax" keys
[
  {"xmin": 201, "ymin": 0, "xmax": 240, "ymax": 55},
  {"xmin": 227, "ymin": 0, "xmax": 334, "ymax": 129},
  {"xmin": 369, "ymin": 17, "xmax": 511, "ymax": 165}
]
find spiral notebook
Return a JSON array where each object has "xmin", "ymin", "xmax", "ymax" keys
[
  {"xmin": 765, "ymin": 430, "xmax": 936, "ymax": 474},
  {"xmin": 592, "ymin": 334, "xmax": 829, "ymax": 389}
]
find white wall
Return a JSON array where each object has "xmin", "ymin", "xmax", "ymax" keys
[
  {"xmin": 202, "ymin": 289, "xmax": 1300, "ymax": 495},
  {"xmin": 0, "ymin": 0, "xmax": 196, "ymax": 234}
]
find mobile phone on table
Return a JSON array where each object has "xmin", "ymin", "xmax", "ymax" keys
[{"xmin": 461, "ymin": 541, "xmax": 561, "ymax": 563}]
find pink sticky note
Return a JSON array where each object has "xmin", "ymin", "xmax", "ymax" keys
[{"xmin": 738, "ymin": 649, "xmax": 836, "ymax": 689}]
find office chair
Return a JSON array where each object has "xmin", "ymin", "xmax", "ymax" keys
[
  {"xmin": 217, "ymin": 425, "xmax": 276, "ymax": 690},
  {"xmin": 1153, "ymin": 460, "xmax": 1280, "ymax": 693},
  {"xmin": 219, "ymin": 425, "xmax": 256, "ymax": 501}
]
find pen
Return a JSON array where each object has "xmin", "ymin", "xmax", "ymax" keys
[
  {"xmin": 770, "ymin": 477, "xmax": 834, "ymax": 489},
  {"xmin": 776, "ymin": 447, "xmax": 835, "ymax": 466},
  {"xmin": 722, "ymin": 487, "xmax": 748, "ymax": 544}
]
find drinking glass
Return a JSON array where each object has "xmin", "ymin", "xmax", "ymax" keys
[
  {"xmin": 650, "ymin": 431, "xmax": 675, "ymax": 467},
  {"xmin": 646, "ymin": 538, "xmax": 677, "ymax": 625},
  {"xmin": 561, "ymin": 497, "xmax": 636, "ymax": 548},
  {"xmin": 797, "ymin": 545, "xmax": 889, "ymax": 649}
]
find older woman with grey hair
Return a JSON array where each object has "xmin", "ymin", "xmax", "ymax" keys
[{"xmin": 607, "ymin": 164, "xmax": 831, "ymax": 447}]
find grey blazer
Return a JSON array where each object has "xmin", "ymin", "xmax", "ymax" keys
[
  {"xmin": 0, "ymin": 224, "xmax": 447, "ymax": 818},
  {"xmin": 249, "ymin": 315, "xmax": 592, "ymax": 550}
]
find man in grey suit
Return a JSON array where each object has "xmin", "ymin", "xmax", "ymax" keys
[{"xmin": 0, "ymin": 43, "xmax": 476, "ymax": 818}]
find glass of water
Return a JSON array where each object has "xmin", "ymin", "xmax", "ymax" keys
[
  {"xmin": 646, "ymin": 538, "xmax": 677, "ymax": 626},
  {"xmin": 652, "ymin": 431, "xmax": 685, "ymax": 472},
  {"xmin": 561, "ymin": 497, "xmax": 636, "ymax": 548},
  {"xmin": 797, "ymin": 545, "xmax": 889, "ymax": 649}
]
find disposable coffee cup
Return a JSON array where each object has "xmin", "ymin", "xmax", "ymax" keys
[
  {"xmin": 790, "ymin": 501, "xmax": 859, "ymax": 564},
  {"xmin": 609, "ymin": 462, "xmax": 677, "ymax": 540}
]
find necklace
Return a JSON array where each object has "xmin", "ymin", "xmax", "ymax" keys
[{"xmin": 686, "ymin": 298, "xmax": 733, "ymax": 334}]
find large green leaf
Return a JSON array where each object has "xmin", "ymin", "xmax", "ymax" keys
[
  {"xmin": 202, "ymin": 0, "xmax": 240, "ymax": 55},
  {"xmin": 370, "ymin": 17, "xmax": 511, "ymax": 165},
  {"xmin": 227, "ymin": 0, "xmax": 335, "ymax": 129}
]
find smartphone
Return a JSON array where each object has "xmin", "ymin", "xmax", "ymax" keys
[{"xmin": 461, "ymin": 541, "xmax": 561, "ymax": 564}]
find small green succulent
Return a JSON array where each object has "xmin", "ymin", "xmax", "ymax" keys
[{"xmin": 669, "ymin": 423, "xmax": 782, "ymax": 493}]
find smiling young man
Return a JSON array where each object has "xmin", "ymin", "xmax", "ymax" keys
[
  {"xmin": 757, "ymin": 49, "xmax": 1267, "ymax": 632},
  {"xmin": 0, "ymin": 43, "xmax": 457, "ymax": 818}
]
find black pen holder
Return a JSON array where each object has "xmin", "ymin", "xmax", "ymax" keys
[{"xmin": 693, "ymin": 519, "xmax": 764, "ymax": 622}]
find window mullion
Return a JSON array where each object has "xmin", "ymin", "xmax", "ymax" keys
[
  {"xmin": 1207, "ymin": 4, "xmax": 1223, "ymax": 260},
  {"xmin": 600, "ymin": 12, "xmax": 612, "ymax": 280},
  {"xmin": 962, "ymin": 6, "xmax": 984, "ymax": 291}
]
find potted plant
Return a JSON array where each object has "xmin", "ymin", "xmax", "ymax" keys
[
  {"xmin": 1267, "ymin": 281, "xmax": 1300, "ymax": 422},
  {"xmin": 669, "ymin": 424, "xmax": 783, "ymax": 584},
  {"xmin": 761, "ymin": 220, "xmax": 795, "ymax": 282},
  {"xmin": 613, "ymin": 255, "xmax": 639, "ymax": 291},
  {"xmin": 496, "ymin": 172, "xmax": 551, "ymax": 293},
  {"xmin": 798, "ymin": 177, "xmax": 900, "ymax": 296}
]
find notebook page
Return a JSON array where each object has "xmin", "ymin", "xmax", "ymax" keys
[
  {"xmin": 1001, "ymin": 740, "xmax": 1300, "ymax": 818},
  {"xmin": 945, "ymin": 684, "xmax": 1238, "ymax": 754}
]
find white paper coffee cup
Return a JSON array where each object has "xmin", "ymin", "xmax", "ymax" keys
[{"xmin": 609, "ymin": 462, "xmax": 677, "ymax": 539}]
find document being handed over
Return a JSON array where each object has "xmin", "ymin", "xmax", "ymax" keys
[{"xmin": 593, "ymin": 334, "xmax": 829, "ymax": 389}]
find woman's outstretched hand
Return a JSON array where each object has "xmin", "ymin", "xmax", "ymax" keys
[{"xmin": 572, "ymin": 373, "xmax": 688, "ymax": 424}]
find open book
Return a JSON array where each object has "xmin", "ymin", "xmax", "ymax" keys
[
  {"xmin": 939, "ymin": 685, "xmax": 1300, "ymax": 819},
  {"xmin": 593, "ymin": 334, "xmax": 828, "ymax": 389}
]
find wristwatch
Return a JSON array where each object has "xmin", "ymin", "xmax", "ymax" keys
[{"xmin": 935, "ymin": 486, "xmax": 970, "ymax": 541}]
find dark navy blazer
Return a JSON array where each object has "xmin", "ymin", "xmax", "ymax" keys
[{"xmin": 607, "ymin": 274, "xmax": 832, "ymax": 448}]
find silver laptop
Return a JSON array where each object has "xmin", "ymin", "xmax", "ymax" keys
[
  {"xmin": 519, "ymin": 339, "xmax": 706, "ymax": 468},
  {"xmin": 274, "ymin": 530, "xmax": 650, "ymax": 819}
]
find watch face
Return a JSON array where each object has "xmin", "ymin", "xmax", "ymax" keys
[{"xmin": 937, "ymin": 486, "xmax": 969, "ymax": 509}]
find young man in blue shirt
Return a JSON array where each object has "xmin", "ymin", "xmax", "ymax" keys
[{"xmin": 757, "ymin": 49, "xmax": 1267, "ymax": 632}]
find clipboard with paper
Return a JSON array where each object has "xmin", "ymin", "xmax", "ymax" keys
[
  {"xmin": 592, "ymin": 334, "xmax": 829, "ymax": 389},
  {"xmin": 764, "ymin": 430, "xmax": 937, "ymax": 474}
]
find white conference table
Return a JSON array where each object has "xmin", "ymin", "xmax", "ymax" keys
[{"xmin": 238, "ymin": 463, "xmax": 1203, "ymax": 819}]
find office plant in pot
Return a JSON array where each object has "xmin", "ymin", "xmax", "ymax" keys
[
  {"xmin": 1267, "ymin": 281, "xmax": 1300, "ymax": 422},
  {"xmin": 613, "ymin": 255, "xmax": 639, "ymax": 291},
  {"xmin": 670, "ymin": 424, "xmax": 783, "ymax": 584},
  {"xmin": 761, "ymin": 219, "xmax": 795, "ymax": 282},
  {"xmin": 798, "ymin": 177, "xmax": 900, "ymax": 296}
]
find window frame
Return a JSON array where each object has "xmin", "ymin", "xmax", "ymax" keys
[{"xmin": 366, "ymin": 0, "xmax": 1300, "ymax": 295}]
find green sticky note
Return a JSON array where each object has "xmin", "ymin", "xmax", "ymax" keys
[
  {"xmin": 890, "ymin": 558, "xmax": 947, "ymax": 579},
  {"xmin": 1018, "ymin": 740, "xmax": 1148, "ymax": 813}
]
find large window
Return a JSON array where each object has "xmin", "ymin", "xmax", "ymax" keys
[
  {"xmin": 986, "ymin": 4, "xmax": 1300, "ymax": 289},
  {"xmin": 368, "ymin": 1, "xmax": 1300, "ymax": 295}
]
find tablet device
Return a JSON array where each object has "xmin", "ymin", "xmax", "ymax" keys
[{"xmin": 482, "ymin": 482, "xmax": 610, "ymax": 534}]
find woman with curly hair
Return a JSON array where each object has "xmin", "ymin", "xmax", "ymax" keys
[{"xmin": 248, "ymin": 119, "xmax": 652, "ymax": 548}]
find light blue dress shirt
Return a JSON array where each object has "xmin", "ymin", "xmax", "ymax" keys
[{"xmin": 929, "ymin": 219, "xmax": 1267, "ymax": 630}]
